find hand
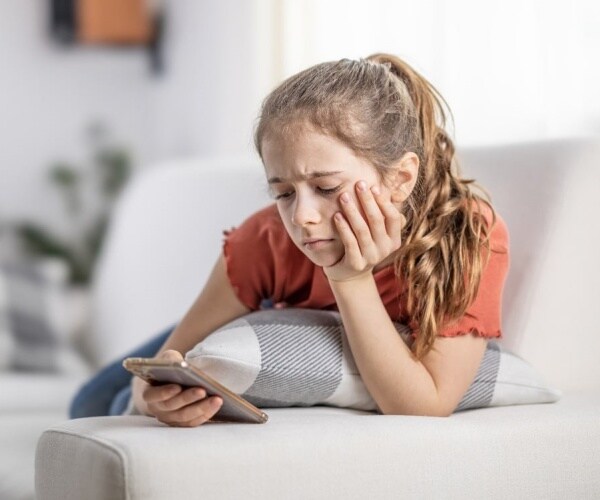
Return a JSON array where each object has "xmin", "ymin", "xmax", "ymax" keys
[
  {"xmin": 136, "ymin": 350, "xmax": 224, "ymax": 427},
  {"xmin": 323, "ymin": 180, "xmax": 405, "ymax": 282}
]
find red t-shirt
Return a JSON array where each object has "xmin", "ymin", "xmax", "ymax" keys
[{"xmin": 223, "ymin": 203, "xmax": 509, "ymax": 340}]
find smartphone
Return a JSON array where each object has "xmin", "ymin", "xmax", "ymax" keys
[{"xmin": 122, "ymin": 357, "xmax": 268, "ymax": 424}]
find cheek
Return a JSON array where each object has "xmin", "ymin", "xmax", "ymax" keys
[
  {"xmin": 323, "ymin": 200, "xmax": 341, "ymax": 219},
  {"xmin": 276, "ymin": 205, "xmax": 294, "ymax": 232}
]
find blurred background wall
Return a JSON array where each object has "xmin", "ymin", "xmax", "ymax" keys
[
  {"xmin": 0, "ymin": 0, "xmax": 599, "ymax": 265},
  {"xmin": 0, "ymin": 0, "xmax": 276, "ymax": 244}
]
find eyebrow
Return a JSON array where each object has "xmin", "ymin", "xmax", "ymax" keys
[{"xmin": 267, "ymin": 170, "xmax": 344, "ymax": 184}]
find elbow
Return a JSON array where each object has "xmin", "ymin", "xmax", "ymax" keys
[
  {"xmin": 381, "ymin": 411, "xmax": 452, "ymax": 417},
  {"xmin": 379, "ymin": 400, "xmax": 455, "ymax": 418},
  {"xmin": 382, "ymin": 409, "xmax": 452, "ymax": 418},
  {"xmin": 432, "ymin": 407, "xmax": 453, "ymax": 418}
]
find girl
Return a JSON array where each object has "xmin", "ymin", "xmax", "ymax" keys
[{"xmin": 71, "ymin": 53, "xmax": 509, "ymax": 425}]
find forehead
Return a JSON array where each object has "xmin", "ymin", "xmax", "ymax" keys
[{"xmin": 261, "ymin": 128, "xmax": 376, "ymax": 182}]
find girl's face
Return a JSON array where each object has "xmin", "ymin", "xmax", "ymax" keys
[{"xmin": 262, "ymin": 128, "xmax": 395, "ymax": 269}]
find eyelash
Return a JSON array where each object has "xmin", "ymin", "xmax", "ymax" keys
[{"xmin": 274, "ymin": 185, "xmax": 342, "ymax": 200}]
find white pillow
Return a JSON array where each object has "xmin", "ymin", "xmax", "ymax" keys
[{"xmin": 185, "ymin": 309, "xmax": 562, "ymax": 413}]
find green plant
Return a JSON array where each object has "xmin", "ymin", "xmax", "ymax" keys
[{"xmin": 14, "ymin": 122, "xmax": 133, "ymax": 284}]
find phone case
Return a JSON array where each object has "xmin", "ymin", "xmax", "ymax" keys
[{"xmin": 122, "ymin": 357, "xmax": 269, "ymax": 424}]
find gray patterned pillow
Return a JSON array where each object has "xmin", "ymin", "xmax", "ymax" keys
[{"xmin": 185, "ymin": 309, "xmax": 562, "ymax": 413}]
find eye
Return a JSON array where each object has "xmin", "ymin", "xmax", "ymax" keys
[
  {"xmin": 271, "ymin": 184, "xmax": 342, "ymax": 201},
  {"xmin": 317, "ymin": 185, "xmax": 342, "ymax": 196},
  {"xmin": 273, "ymin": 191, "xmax": 293, "ymax": 200},
  {"xmin": 267, "ymin": 185, "xmax": 292, "ymax": 200}
]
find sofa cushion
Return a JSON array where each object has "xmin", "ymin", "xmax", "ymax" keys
[
  {"xmin": 35, "ymin": 389, "xmax": 600, "ymax": 500},
  {"xmin": 184, "ymin": 309, "xmax": 561, "ymax": 413}
]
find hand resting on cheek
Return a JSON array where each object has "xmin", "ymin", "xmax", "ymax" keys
[{"xmin": 324, "ymin": 180, "xmax": 406, "ymax": 282}]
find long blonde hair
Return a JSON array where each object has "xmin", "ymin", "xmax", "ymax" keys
[{"xmin": 254, "ymin": 53, "xmax": 496, "ymax": 360}]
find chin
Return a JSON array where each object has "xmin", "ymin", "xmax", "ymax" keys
[{"xmin": 302, "ymin": 249, "xmax": 343, "ymax": 268}]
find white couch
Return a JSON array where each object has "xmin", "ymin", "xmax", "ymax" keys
[{"xmin": 31, "ymin": 139, "xmax": 600, "ymax": 499}]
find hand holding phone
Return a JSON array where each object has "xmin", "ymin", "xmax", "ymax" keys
[{"xmin": 124, "ymin": 350, "xmax": 268, "ymax": 425}]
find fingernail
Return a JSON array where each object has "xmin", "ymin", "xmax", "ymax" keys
[
  {"xmin": 371, "ymin": 185, "xmax": 380, "ymax": 195},
  {"xmin": 357, "ymin": 181, "xmax": 367, "ymax": 191},
  {"xmin": 340, "ymin": 192, "xmax": 350, "ymax": 203},
  {"xmin": 212, "ymin": 397, "xmax": 223, "ymax": 407}
]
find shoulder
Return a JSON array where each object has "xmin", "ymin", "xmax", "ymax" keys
[
  {"xmin": 226, "ymin": 203, "xmax": 287, "ymax": 240},
  {"xmin": 225, "ymin": 203, "xmax": 303, "ymax": 262}
]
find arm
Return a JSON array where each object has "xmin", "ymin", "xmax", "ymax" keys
[
  {"xmin": 325, "ymin": 179, "xmax": 490, "ymax": 417},
  {"xmin": 132, "ymin": 252, "xmax": 250, "ymax": 421},
  {"xmin": 330, "ymin": 276, "xmax": 487, "ymax": 417}
]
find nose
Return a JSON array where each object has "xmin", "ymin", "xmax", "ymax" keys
[{"xmin": 291, "ymin": 193, "xmax": 321, "ymax": 227}]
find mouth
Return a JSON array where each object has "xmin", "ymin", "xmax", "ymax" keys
[{"xmin": 302, "ymin": 238, "xmax": 335, "ymax": 251}]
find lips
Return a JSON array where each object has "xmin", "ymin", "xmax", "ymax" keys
[
  {"xmin": 302, "ymin": 238, "xmax": 333, "ymax": 245},
  {"xmin": 302, "ymin": 238, "xmax": 335, "ymax": 250}
]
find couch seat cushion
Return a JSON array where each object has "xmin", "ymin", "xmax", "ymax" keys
[{"xmin": 35, "ymin": 389, "xmax": 600, "ymax": 500}]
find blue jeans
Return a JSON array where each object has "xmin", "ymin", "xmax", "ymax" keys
[{"xmin": 69, "ymin": 324, "xmax": 176, "ymax": 418}]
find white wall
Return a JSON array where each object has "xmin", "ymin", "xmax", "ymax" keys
[
  {"xmin": 0, "ymin": 0, "xmax": 274, "ymax": 243},
  {"xmin": 276, "ymin": 0, "xmax": 600, "ymax": 147},
  {"xmin": 0, "ymin": 0, "xmax": 154, "ymax": 239},
  {"xmin": 148, "ymin": 0, "xmax": 276, "ymax": 161}
]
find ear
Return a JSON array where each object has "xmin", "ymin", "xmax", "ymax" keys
[{"xmin": 386, "ymin": 152, "xmax": 419, "ymax": 203}]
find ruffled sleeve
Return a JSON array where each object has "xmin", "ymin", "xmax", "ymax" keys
[
  {"xmin": 222, "ymin": 205, "xmax": 281, "ymax": 310},
  {"xmin": 436, "ymin": 209, "xmax": 510, "ymax": 339}
]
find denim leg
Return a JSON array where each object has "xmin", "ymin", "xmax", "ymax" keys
[
  {"xmin": 109, "ymin": 385, "xmax": 133, "ymax": 416},
  {"xmin": 69, "ymin": 324, "xmax": 176, "ymax": 419}
]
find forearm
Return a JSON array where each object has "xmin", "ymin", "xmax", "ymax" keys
[
  {"xmin": 329, "ymin": 274, "xmax": 444, "ymax": 416},
  {"xmin": 158, "ymin": 294, "xmax": 246, "ymax": 356}
]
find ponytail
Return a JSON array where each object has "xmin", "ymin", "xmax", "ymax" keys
[{"xmin": 367, "ymin": 53, "xmax": 496, "ymax": 359}]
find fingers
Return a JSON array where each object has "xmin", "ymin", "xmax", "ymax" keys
[
  {"xmin": 147, "ymin": 385, "xmax": 224, "ymax": 427},
  {"xmin": 176, "ymin": 397, "xmax": 224, "ymax": 427},
  {"xmin": 339, "ymin": 187, "xmax": 379, "ymax": 260},
  {"xmin": 157, "ymin": 349, "xmax": 184, "ymax": 362},
  {"xmin": 161, "ymin": 395, "xmax": 223, "ymax": 427},
  {"xmin": 370, "ymin": 185, "xmax": 404, "ymax": 249},
  {"xmin": 155, "ymin": 386, "xmax": 207, "ymax": 412},
  {"xmin": 334, "ymin": 199, "xmax": 364, "ymax": 266},
  {"xmin": 143, "ymin": 383, "xmax": 182, "ymax": 404},
  {"xmin": 335, "ymin": 180, "xmax": 404, "ymax": 262},
  {"xmin": 356, "ymin": 181, "xmax": 388, "ymax": 245}
]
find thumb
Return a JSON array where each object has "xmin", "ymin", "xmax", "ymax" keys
[{"xmin": 157, "ymin": 349, "xmax": 183, "ymax": 362}]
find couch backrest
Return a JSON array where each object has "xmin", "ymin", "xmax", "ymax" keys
[
  {"xmin": 460, "ymin": 139, "xmax": 600, "ymax": 391},
  {"xmin": 88, "ymin": 141, "xmax": 600, "ymax": 392},
  {"xmin": 87, "ymin": 156, "xmax": 270, "ymax": 366}
]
